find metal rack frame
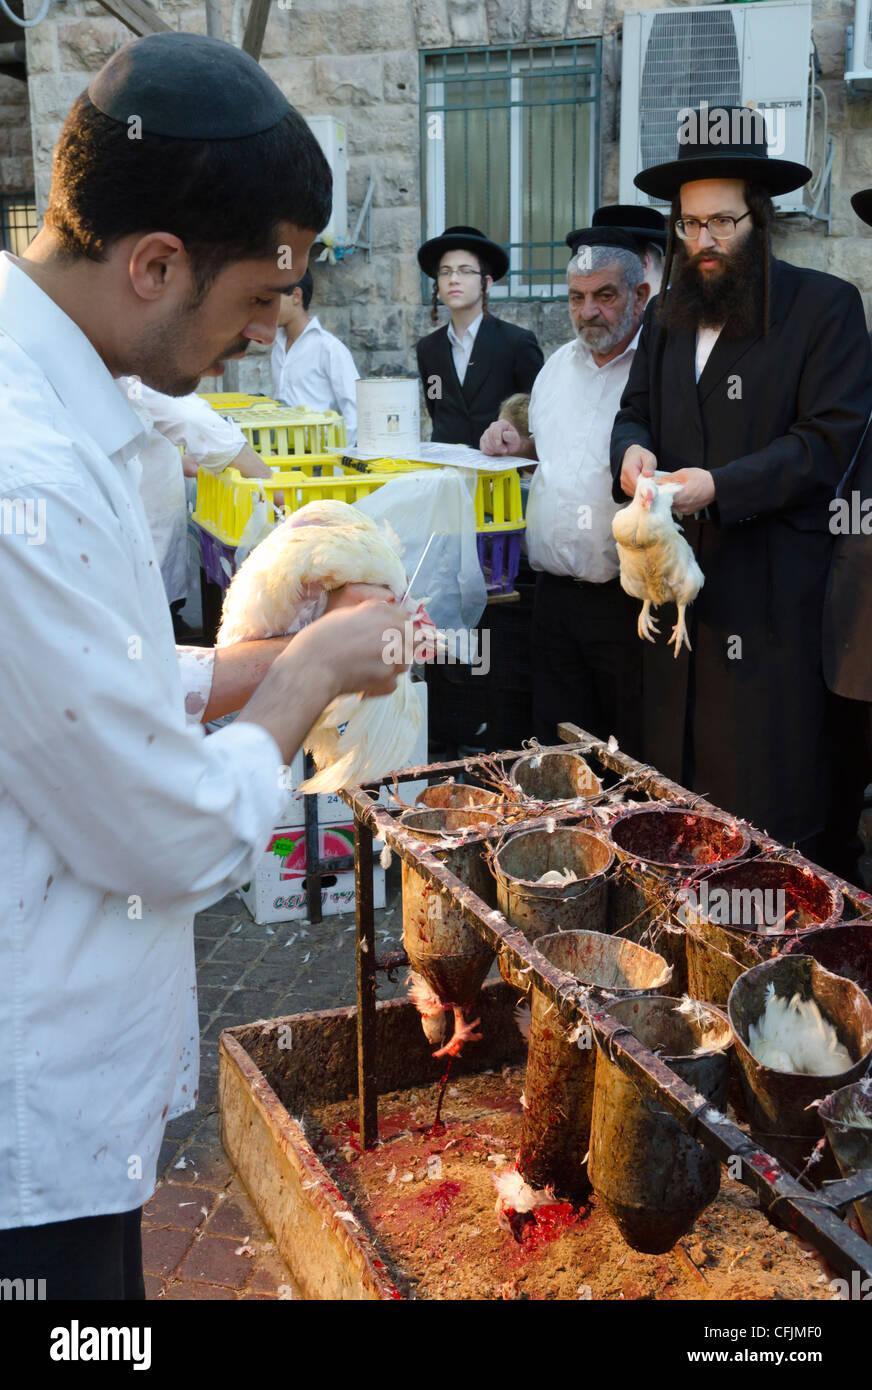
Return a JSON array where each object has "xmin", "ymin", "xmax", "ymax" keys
[{"xmin": 341, "ymin": 725, "xmax": 872, "ymax": 1283}]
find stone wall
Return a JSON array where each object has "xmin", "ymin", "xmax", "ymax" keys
[
  {"xmin": 20, "ymin": 0, "xmax": 872, "ymax": 394},
  {"xmin": 0, "ymin": 71, "xmax": 33, "ymax": 197}
]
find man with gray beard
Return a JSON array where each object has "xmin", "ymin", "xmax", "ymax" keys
[{"xmin": 480, "ymin": 238, "xmax": 649, "ymax": 751}]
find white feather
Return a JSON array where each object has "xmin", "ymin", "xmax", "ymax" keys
[{"xmin": 748, "ymin": 984, "xmax": 854, "ymax": 1076}]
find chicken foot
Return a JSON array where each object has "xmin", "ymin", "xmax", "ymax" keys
[
  {"xmin": 668, "ymin": 603, "xmax": 692, "ymax": 657},
  {"xmin": 638, "ymin": 600, "xmax": 660, "ymax": 643}
]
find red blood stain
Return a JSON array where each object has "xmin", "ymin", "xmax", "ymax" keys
[
  {"xmin": 418, "ymin": 1180, "xmax": 462, "ymax": 1218},
  {"xmin": 520, "ymin": 1201, "xmax": 583, "ymax": 1248}
]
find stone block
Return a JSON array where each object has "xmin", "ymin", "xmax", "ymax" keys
[
  {"xmin": 371, "ymin": 204, "xmax": 421, "ymax": 255},
  {"xmin": 0, "ymin": 156, "xmax": 28, "ymax": 190},
  {"xmin": 486, "ymin": 0, "xmax": 530, "ymax": 43},
  {"xmin": 24, "ymin": 22, "xmax": 58, "ymax": 76},
  {"xmin": 812, "ymin": 18, "xmax": 847, "ymax": 77},
  {"xmin": 565, "ymin": 0, "xmax": 605, "ymax": 38},
  {"xmin": 9, "ymin": 126, "xmax": 33, "ymax": 159},
  {"xmin": 843, "ymin": 132, "xmax": 872, "ymax": 180},
  {"xmin": 374, "ymin": 153, "xmax": 418, "ymax": 207},
  {"xmin": 347, "ymin": 104, "xmax": 419, "ymax": 155},
  {"xmin": 413, "ymin": 0, "xmax": 452, "ymax": 47},
  {"xmin": 58, "ymin": 19, "xmax": 128, "ymax": 70},
  {"xmin": 349, "ymin": 302, "xmax": 405, "ymax": 350},
  {"xmin": 449, "ymin": 0, "xmax": 489, "ymax": 45},
  {"xmin": 315, "ymin": 54, "xmax": 384, "ymax": 105},
  {"xmin": 527, "ymin": 0, "xmax": 571, "ymax": 40},
  {"xmin": 266, "ymin": 59, "xmax": 317, "ymax": 111},
  {"xmin": 383, "ymin": 51, "xmax": 419, "ymax": 102},
  {"xmin": 28, "ymin": 72, "xmax": 90, "ymax": 125}
]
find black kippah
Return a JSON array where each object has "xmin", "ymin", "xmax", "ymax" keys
[
  {"xmin": 567, "ymin": 227, "xmax": 640, "ymax": 256},
  {"xmin": 88, "ymin": 32, "xmax": 291, "ymax": 140}
]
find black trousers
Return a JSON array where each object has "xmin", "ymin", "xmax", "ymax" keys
[
  {"xmin": 531, "ymin": 572, "xmax": 644, "ymax": 759},
  {"xmin": 0, "ymin": 1207, "xmax": 145, "ymax": 1300}
]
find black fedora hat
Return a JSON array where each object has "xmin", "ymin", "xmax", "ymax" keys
[
  {"xmin": 417, "ymin": 225, "xmax": 509, "ymax": 281},
  {"xmin": 852, "ymin": 189, "xmax": 872, "ymax": 226},
  {"xmin": 634, "ymin": 106, "xmax": 811, "ymax": 201},
  {"xmin": 566, "ymin": 204, "xmax": 667, "ymax": 256}
]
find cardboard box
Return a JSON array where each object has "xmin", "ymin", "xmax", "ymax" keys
[{"xmin": 240, "ymin": 823, "xmax": 386, "ymax": 924}]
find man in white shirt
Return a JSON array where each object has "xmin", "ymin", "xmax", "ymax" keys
[
  {"xmin": 271, "ymin": 270, "xmax": 359, "ymax": 442},
  {"xmin": 0, "ymin": 32, "xmax": 407, "ymax": 1299},
  {"xmin": 481, "ymin": 235, "xmax": 649, "ymax": 753}
]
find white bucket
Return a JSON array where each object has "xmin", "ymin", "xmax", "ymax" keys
[{"xmin": 356, "ymin": 378, "xmax": 420, "ymax": 456}]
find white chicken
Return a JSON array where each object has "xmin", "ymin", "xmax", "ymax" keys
[
  {"xmin": 492, "ymin": 1169, "xmax": 555, "ymax": 1242},
  {"xmin": 747, "ymin": 983, "xmax": 855, "ymax": 1076},
  {"xmin": 216, "ymin": 500, "xmax": 435, "ymax": 793},
  {"xmin": 612, "ymin": 475, "xmax": 704, "ymax": 658}
]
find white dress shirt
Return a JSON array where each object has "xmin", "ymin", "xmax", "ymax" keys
[
  {"xmin": 122, "ymin": 382, "xmax": 247, "ymax": 606},
  {"xmin": 0, "ymin": 252, "xmax": 285, "ymax": 1228},
  {"xmin": 695, "ymin": 325, "xmax": 722, "ymax": 382},
  {"xmin": 447, "ymin": 312, "xmax": 483, "ymax": 386},
  {"xmin": 525, "ymin": 330, "xmax": 640, "ymax": 583},
  {"xmin": 270, "ymin": 315, "xmax": 359, "ymax": 444}
]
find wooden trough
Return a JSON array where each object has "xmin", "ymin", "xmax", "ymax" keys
[{"xmin": 219, "ymin": 728, "xmax": 872, "ymax": 1297}]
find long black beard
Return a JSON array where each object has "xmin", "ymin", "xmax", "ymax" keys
[{"xmin": 660, "ymin": 228, "xmax": 766, "ymax": 338}]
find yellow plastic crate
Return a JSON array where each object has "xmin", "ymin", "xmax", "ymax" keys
[
  {"xmin": 339, "ymin": 455, "xmax": 525, "ymax": 533},
  {"xmin": 218, "ymin": 405, "xmax": 348, "ymax": 457},
  {"xmin": 192, "ymin": 464, "xmax": 394, "ymax": 546},
  {"xmin": 197, "ymin": 392, "xmax": 275, "ymax": 409}
]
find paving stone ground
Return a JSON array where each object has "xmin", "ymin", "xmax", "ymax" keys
[{"xmin": 143, "ymin": 863, "xmax": 405, "ymax": 1300}]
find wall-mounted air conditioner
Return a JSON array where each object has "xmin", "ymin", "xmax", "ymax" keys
[
  {"xmin": 305, "ymin": 116, "xmax": 348, "ymax": 242},
  {"xmin": 620, "ymin": 2, "xmax": 813, "ymax": 215},
  {"xmin": 846, "ymin": 0, "xmax": 872, "ymax": 88}
]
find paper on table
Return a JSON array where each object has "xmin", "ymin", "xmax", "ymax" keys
[{"xmin": 341, "ymin": 441, "xmax": 532, "ymax": 473}]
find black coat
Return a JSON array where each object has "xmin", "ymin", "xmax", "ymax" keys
[
  {"xmin": 610, "ymin": 258, "xmax": 872, "ymax": 846},
  {"xmin": 823, "ymin": 328, "xmax": 872, "ymax": 704},
  {"xmin": 416, "ymin": 314, "xmax": 543, "ymax": 448}
]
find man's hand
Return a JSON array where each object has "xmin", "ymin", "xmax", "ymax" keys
[
  {"xmin": 288, "ymin": 600, "xmax": 409, "ymax": 700},
  {"xmin": 658, "ymin": 468, "xmax": 716, "ymax": 516},
  {"xmin": 620, "ymin": 445, "xmax": 658, "ymax": 498},
  {"xmin": 480, "ymin": 420, "xmax": 522, "ymax": 456},
  {"xmin": 324, "ymin": 582, "xmax": 395, "ymax": 612}
]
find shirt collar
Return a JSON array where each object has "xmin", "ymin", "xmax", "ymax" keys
[
  {"xmin": 447, "ymin": 312, "xmax": 483, "ymax": 349},
  {"xmin": 0, "ymin": 252, "xmax": 145, "ymax": 462}
]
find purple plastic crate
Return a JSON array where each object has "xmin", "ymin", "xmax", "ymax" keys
[
  {"xmin": 197, "ymin": 526, "xmax": 238, "ymax": 593},
  {"xmin": 476, "ymin": 529, "xmax": 523, "ymax": 596}
]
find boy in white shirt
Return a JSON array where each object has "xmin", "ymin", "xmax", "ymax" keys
[{"xmin": 271, "ymin": 270, "xmax": 359, "ymax": 443}]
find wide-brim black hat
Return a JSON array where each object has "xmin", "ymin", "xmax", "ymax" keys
[
  {"xmin": 634, "ymin": 106, "xmax": 811, "ymax": 201},
  {"xmin": 852, "ymin": 189, "xmax": 872, "ymax": 227},
  {"xmin": 417, "ymin": 225, "xmax": 509, "ymax": 281},
  {"xmin": 566, "ymin": 204, "xmax": 667, "ymax": 255}
]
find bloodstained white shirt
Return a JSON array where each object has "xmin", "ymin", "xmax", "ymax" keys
[{"xmin": 0, "ymin": 252, "xmax": 285, "ymax": 1227}]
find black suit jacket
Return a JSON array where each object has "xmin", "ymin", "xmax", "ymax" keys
[
  {"xmin": 823, "ymin": 406, "xmax": 872, "ymax": 703},
  {"xmin": 416, "ymin": 314, "xmax": 543, "ymax": 448},
  {"xmin": 609, "ymin": 257, "xmax": 872, "ymax": 844}
]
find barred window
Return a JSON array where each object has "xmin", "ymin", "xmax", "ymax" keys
[
  {"xmin": 421, "ymin": 41, "xmax": 600, "ymax": 301},
  {"xmin": 0, "ymin": 195, "xmax": 38, "ymax": 255}
]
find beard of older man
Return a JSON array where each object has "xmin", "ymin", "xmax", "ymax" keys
[{"xmin": 659, "ymin": 224, "xmax": 765, "ymax": 339}]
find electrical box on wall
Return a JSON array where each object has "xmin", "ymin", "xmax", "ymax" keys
[{"xmin": 305, "ymin": 116, "xmax": 349, "ymax": 243}]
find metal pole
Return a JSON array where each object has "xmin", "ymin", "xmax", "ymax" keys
[
  {"xmin": 354, "ymin": 813, "xmax": 378, "ymax": 1149},
  {"xmin": 205, "ymin": 0, "xmax": 222, "ymax": 39}
]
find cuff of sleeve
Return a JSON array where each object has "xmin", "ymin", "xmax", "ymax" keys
[{"xmin": 177, "ymin": 645, "xmax": 217, "ymax": 726}]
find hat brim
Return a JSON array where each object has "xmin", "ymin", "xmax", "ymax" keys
[
  {"xmin": 566, "ymin": 225, "xmax": 667, "ymax": 252},
  {"xmin": 634, "ymin": 155, "xmax": 812, "ymax": 201},
  {"xmin": 418, "ymin": 234, "xmax": 509, "ymax": 282},
  {"xmin": 852, "ymin": 190, "xmax": 872, "ymax": 227}
]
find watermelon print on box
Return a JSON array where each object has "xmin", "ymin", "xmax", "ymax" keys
[{"xmin": 240, "ymin": 824, "xmax": 386, "ymax": 924}]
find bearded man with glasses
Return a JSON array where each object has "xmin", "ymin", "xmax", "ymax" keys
[
  {"xmin": 415, "ymin": 226, "xmax": 543, "ymax": 447},
  {"xmin": 610, "ymin": 106, "xmax": 872, "ymax": 867}
]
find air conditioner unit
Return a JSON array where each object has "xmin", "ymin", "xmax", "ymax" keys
[
  {"xmin": 846, "ymin": 0, "xmax": 872, "ymax": 88},
  {"xmin": 620, "ymin": 2, "xmax": 813, "ymax": 215},
  {"xmin": 305, "ymin": 116, "xmax": 348, "ymax": 243}
]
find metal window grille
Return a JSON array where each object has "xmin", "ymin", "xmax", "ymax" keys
[
  {"xmin": 0, "ymin": 195, "xmax": 38, "ymax": 255},
  {"xmin": 421, "ymin": 42, "xmax": 601, "ymax": 301}
]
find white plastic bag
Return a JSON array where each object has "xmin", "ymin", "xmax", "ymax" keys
[{"xmin": 352, "ymin": 468, "xmax": 487, "ymax": 636}]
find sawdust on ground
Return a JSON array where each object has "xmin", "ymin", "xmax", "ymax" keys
[{"xmin": 309, "ymin": 1065, "xmax": 839, "ymax": 1302}]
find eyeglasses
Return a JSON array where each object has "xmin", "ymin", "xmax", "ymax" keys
[
  {"xmin": 674, "ymin": 211, "xmax": 752, "ymax": 241},
  {"xmin": 436, "ymin": 265, "xmax": 483, "ymax": 280}
]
